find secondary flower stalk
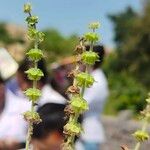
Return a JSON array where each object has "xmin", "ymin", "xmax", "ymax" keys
[{"xmin": 63, "ymin": 22, "xmax": 100, "ymax": 150}]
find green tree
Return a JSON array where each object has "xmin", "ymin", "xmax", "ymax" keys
[{"xmin": 104, "ymin": 0, "xmax": 150, "ymax": 114}]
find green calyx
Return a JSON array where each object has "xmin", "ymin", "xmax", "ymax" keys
[
  {"xmin": 24, "ymin": 88, "xmax": 41, "ymax": 102},
  {"xmin": 84, "ymin": 32, "xmax": 99, "ymax": 42},
  {"xmin": 82, "ymin": 51, "xmax": 99, "ymax": 65},
  {"xmin": 76, "ymin": 72, "xmax": 95, "ymax": 88},
  {"xmin": 23, "ymin": 111, "xmax": 41, "ymax": 124},
  {"xmin": 24, "ymin": 3, "xmax": 32, "ymax": 13},
  {"xmin": 70, "ymin": 96, "xmax": 89, "ymax": 114},
  {"xmin": 26, "ymin": 49, "xmax": 43, "ymax": 61},
  {"xmin": 26, "ymin": 16, "xmax": 38, "ymax": 26},
  {"xmin": 64, "ymin": 122, "xmax": 82, "ymax": 136},
  {"xmin": 89, "ymin": 22, "xmax": 100, "ymax": 30},
  {"xmin": 27, "ymin": 28, "xmax": 45, "ymax": 42},
  {"xmin": 25, "ymin": 68, "xmax": 44, "ymax": 81},
  {"xmin": 133, "ymin": 130, "xmax": 149, "ymax": 142}
]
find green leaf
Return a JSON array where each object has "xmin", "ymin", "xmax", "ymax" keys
[{"xmin": 25, "ymin": 68, "xmax": 44, "ymax": 81}]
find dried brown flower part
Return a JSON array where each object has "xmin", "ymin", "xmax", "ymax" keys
[
  {"xmin": 64, "ymin": 105, "xmax": 74, "ymax": 116},
  {"xmin": 121, "ymin": 145, "xmax": 129, "ymax": 150},
  {"xmin": 67, "ymin": 70, "xmax": 80, "ymax": 78},
  {"xmin": 74, "ymin": 45, "xmax": 85, "ymax": 54},
  {"xmin": 66, "ymin": 85, "xmax": 80, "ymax": 94},
  {"xmin": 23, "ymin": 111, "xmax": 41, "ymax": 124}
]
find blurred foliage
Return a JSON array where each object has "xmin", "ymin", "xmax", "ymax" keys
[
  {"xmin": 104, "ymin": 0, "xmax": 150, "ymax": 114},
  {"xmin": 103, "ymin": 54, "xmax": 147, "ymax": 115},
  {"xmin": 39, "ymin": 29, "xmax": 78, "ymax": 63},
  {"xmin": 0, "ymin": 23, "xmax": 24, "ymax": 44}
]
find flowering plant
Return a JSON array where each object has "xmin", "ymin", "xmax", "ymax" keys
[{"xmin": 23, "ymin": 3, "xmax": 45, "ymax": 150}]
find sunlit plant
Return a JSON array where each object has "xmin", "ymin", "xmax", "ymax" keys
[
  {"xmin": 132, "ymin": 93, "xmax": 150, "ymax": 150},
  {"xmin": 23, "ymin": 3, "xmax": 45, "ymax": 150},
  {"xmin": 63, "ymin": 22, "xmax": 100, "ymax": 150},
  {"xmin": 121, "ymin": 93, "xmax": 150, "ymax": 150}
]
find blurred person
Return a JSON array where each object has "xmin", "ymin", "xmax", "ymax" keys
[
  {"xmin": 78, "ymin": 45, "xmax": 109, "ymax": 150},
  {"xmin": 8, "ymin": 58, "xmax": 66, "ymax": 106},
  {"xmin": 0, "ymin": 75, "xmax": 29, "ymax": 150},
  {"xmin": 50, "ymin": 65, "xmax": 72, "ymax": 99},
  {"xmin": 6, "ymin": 76, "xmax": 19, "ymax": 95},
  {"xmin": 31, "ymin": 103, "xmax": 65, "ymax": 150}
]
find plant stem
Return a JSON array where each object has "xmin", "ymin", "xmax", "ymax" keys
[
  {"xmin": 81, "ymin": 66, "xmax": 88, "ymax": 96},
  {"xmin": 25, "ymin": 13, "xmax": 38, "ymax": 150},
  {"xmin": 25, "ymin": 122, "xmax": 33, "ymax": 150},
  {"xmin": 134, "ymin": 142, "xmax": 140, "ymax": 150}
]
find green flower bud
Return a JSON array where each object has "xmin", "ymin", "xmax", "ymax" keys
[
  {"xmin": 24, "ymin": 3, "xmax": 32, "ymax": 13},
  {"xmin": 25, "ymin": 68, "xmax": 44, "ymax": 81},
  {"xmin": 133, "ymin": 130, "xmax": 149, "ymax": 142},
  {"xmin": 64, "ymin": 122, "xmax": 82, "ymax": 136},
  {"xmin": 26, "ymin": 16, "xmax": 38, "ymax": 26},
  {"xmin": 70, "ymin": 96, "xmax": 89, "ymax": 114},
  {"xmin": 23, "ymin": 111, "xmax": 41, "ymax": 123},
  {"xmin": 26, "ymin": 49, "xmax": 43, "ymax": 61},
  {"xmin": 84, "ymin": 32, "xmax": 99, "ymax": 42},
  {"xmin": 82, "ymin": 51, "xmax": 99, "ymax": 65},
  {"xmin": 89, "ymin": 22, "xmax": 100, "ymax": 30},
  {"xmin": 76, "ymin": 72, "xmax": 95, "ymax": 88},
  {"xmin": 24, "ymin": 88, "xmax": 41, "ymax": 102}
]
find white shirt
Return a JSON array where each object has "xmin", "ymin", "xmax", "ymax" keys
[
  {"xmin": 17, "ymin": 84, "xmax": 66, "ymax": 106},
  {"xmin": 81, "ymin": 69, "xmax": 109, "ymax": 143},
  {"xmin": 0, "ymin": 90, "xmax": 30, "ymax": 142},
  {"xmin": 38, "ymin": 84, "xmax": 66, "ymax": 106}
]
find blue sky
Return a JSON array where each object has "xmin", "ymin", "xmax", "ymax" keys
[{"xmin": 0, "ymin": 0, "xmax": 142, "ymax": 47}]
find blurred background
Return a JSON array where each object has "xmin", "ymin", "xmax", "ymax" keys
[{"xmin": 0, "ymin": 0, "xmax": 150, "ymax": 149}]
